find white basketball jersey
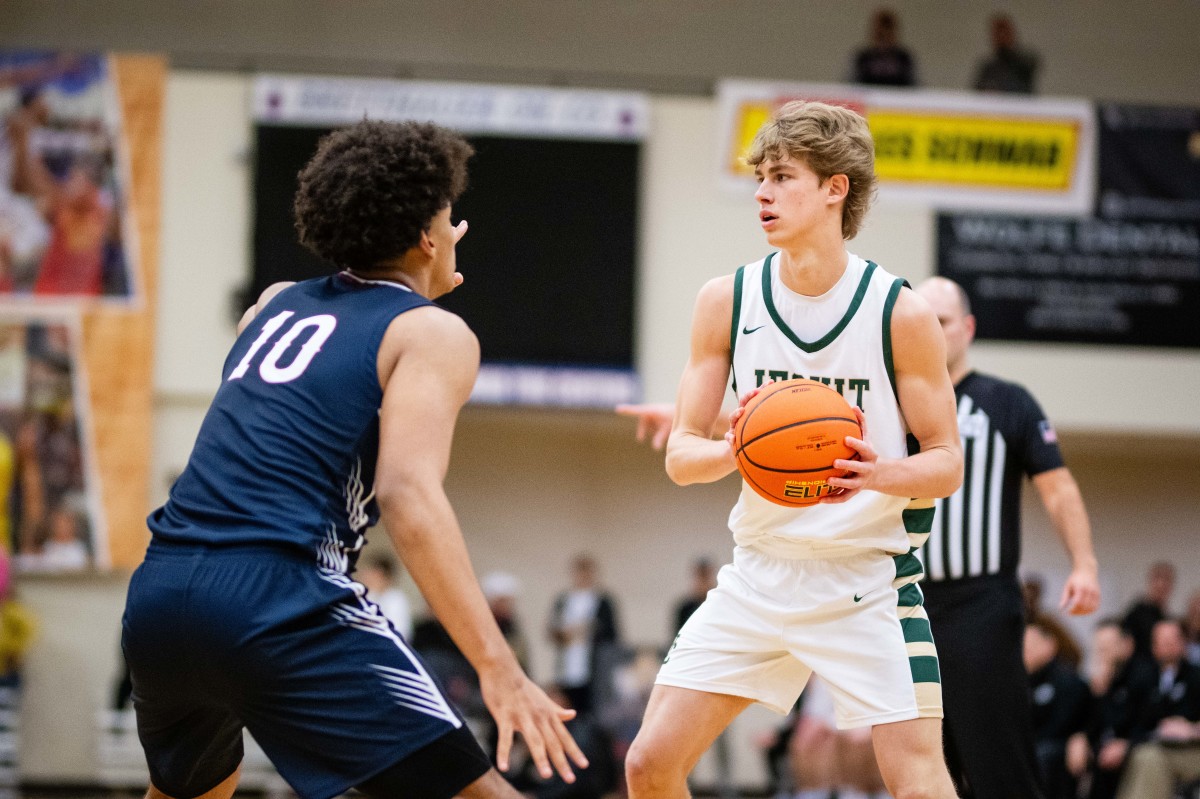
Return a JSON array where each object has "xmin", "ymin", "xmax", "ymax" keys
[{"xmin": 729, "ymin": 251, "xmax": 912, "ymax": 558}]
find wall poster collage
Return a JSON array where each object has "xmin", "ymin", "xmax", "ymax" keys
[{"xmin": 0, "ymin": 51, "xmax": 138, "ymax": 573}]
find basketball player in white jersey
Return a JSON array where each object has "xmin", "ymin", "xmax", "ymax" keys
[{"xmin": 622, "ymin": 101, "xmax": 963, "ymax": 799}]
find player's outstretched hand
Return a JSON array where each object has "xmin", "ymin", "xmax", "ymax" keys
[
  {"xmin": 1060, "ymin": 565, "xmax": 1101, "ymax": 616},
  {"xmin": 616, "ymin": 403, "xmax": 674, "ymax": 450},
  {"xmin": 480, "ymin": 669, "xmax": 589, "ymax": 783},
  {"xmin": 822, "ymin": 406, "xmax": 875, "ymax": 504}
]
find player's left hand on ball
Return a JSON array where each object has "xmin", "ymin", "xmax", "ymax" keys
[{"xmin": 822, "ymin": 407, "xmax": 875, "ymax": 503}]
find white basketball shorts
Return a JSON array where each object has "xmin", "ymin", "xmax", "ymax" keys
[{"xmin": 656, "ymin": 545, "xmax": 943, "ymax": 729}]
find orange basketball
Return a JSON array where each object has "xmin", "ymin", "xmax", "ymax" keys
[{"xmin": 733, "ymin": 379, "xmax": 862, "ymax": 507}]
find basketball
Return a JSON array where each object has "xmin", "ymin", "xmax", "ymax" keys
[{"xmin": 733, "ymin": 379, "xmax": 862, "ymax": 507}]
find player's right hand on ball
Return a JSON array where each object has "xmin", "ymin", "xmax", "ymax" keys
[{"xmin": 481, "ymin": 670, "xmax": 589, "ymax": 783}]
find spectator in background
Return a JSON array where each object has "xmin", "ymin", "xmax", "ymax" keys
[
  {"xmin": 357, "ymin": 555, "xmax": 413, "ymax": 640},
  {"xmin": 548, "ymin": 555, "xmax": 621, "ymax": 715},
  {"xmin": 34, "ymin": 500, "xmax": 88, "ymax": 571},
  {"xmin": 973, "ymin": 13, "xmax": 1040, "ymax": 93},
  {"xmin": 850, "ymin": 8, "xmax": 918, "ymax": 87},
  {"xmin": 1025, "ymin": 617, "xmax": 1091, "ymax": 798},
  {"xmin": 1186, "ymin": 590, "xmax": 1200, "ymax": 665},
  {"xmin": 1122, "ymin": 561, "xmax": 1176, "ymax": 668},
  {"xmin": 1114, "ymin": 618, "xmax": 1200, "ymax": 799},
  {"xmin": 1086, "ymin": 619, "xmax": 1156, "ymax": 799},
  {"xmin": 671, "ymin": 557, "xmax": 716, "ymax": 638},
  {"xmin": 668, "ymin": 556, "xmax": 734, "ymax": 799},
  {"xmin": 482, "ymin": 571, "xmax": 529, "ymax": 673}
]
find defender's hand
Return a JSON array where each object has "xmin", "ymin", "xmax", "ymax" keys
[{"xmin": 481, "ymin": 670, "xmax": 589, "ymax": 783}]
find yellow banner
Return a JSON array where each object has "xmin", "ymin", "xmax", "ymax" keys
[
  {"xmin": 869, "ymin": 111, "xmax": 1078, "ymax": 190},
  {"xmin": 727, "ymin": 102, "xmax": 1080, "ymax": 192}
]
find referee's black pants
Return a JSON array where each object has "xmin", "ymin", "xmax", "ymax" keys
[{"xmin": 924, "ymin": 573, "xmax": 1047, "ymax": 799}]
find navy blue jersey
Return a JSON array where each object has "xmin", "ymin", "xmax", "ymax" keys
[{"xmin": 148, "ymin": 272, "xmax": 433, "ymax": 568}]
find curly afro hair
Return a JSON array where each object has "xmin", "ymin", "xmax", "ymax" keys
[{"xmin": 294, "ymin": 120, "xmax": 473, "ymax": 270}]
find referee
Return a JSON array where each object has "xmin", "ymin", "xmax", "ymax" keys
[{"xmin": 915, "ymin": 277, "xmax": 1102, "ymax": 799}]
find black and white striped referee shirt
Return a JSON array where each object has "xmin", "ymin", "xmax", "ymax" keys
[{"xmin": 919, "ymin": 371, "xmax": 1064, "ymax": 583}]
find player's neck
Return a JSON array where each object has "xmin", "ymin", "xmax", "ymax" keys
[
  {"xmin": 775, "ymin": 235, "xmax": 849, "ymax": 297},
  {"xmin": 347, "ymin": 259, "xmax": 427, "ymax": 296}
]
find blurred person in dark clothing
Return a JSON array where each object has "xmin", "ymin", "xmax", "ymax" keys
[
  {"xmin": 1114, "ymin": 618, "xmax": 1200, "ymax": 799},
  {"xmin": 548, "ymin": 555, "xmax": 621, "ymax": 715},
  {"xmin": 850, "ymin": 8, "xmax": 918, "ymax": 87},
  {"xmin": 1085, "ymin": 619, "xmax": 1156, "ymax": 799},
  {"xmin": 1025, "ymin": 616, "xmax": 1091, "ymax": 798},
  {"xmin": 1186, "ymin": 589, "xmax": 1200, "ymax": 666},
  {"xmin": 671, "ymin": 557, "xmax": 716, "ymax": 637},
  {"xmin": 1122, "ymin": 561, "xmax": 1176, "ymax": 667},
  {"xmin": 973, "ymin": 13, "xmax": 1040, "ymax": 93}
]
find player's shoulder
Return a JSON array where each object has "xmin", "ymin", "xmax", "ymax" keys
[
  {"xmin": 381, "ymin": 306, "xmax": 479, "ymax": 370},
  {"xmin": 698, "ymin": 252, "xmax": 776, "ymax": 300},
  {"xmin": 963, "ymin": 371, "xmax": 1035, "ymax": 400},
  {"xmin": 884, "ymin": 279, "xmax": 938, "ymax": 335}
]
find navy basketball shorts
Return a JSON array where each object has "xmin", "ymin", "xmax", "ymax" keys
[{"xmin": 121, "ymin": 541, "xmax": 490, "ymax": 799}]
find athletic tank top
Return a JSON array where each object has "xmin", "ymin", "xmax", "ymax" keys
[
  {"xmin": 147, "ymin": 272, "xmax": 433, "ymax": 571},
  {"xmin": 728, "ymin": 252, "xmax": 912, "ymax": 558}
]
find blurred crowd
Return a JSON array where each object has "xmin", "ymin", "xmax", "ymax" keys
[{"xmin": 337, "ymin": 555, "xmax": 1198, "ymax": 799}]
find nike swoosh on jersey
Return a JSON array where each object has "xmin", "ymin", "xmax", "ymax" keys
[{"xmin": 742, "ymin": 324, "xmax": 765, "ymax": 334}]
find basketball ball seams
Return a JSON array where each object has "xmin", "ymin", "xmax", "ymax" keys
[
  {"xmin": 738, "ymin": 415, "xmax": 860, "ymax": 450},
  {"xmin": 733, "ymin": 377, "xmax": 863, "ymax": 506}
]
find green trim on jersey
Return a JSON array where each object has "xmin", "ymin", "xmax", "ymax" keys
[
  {"xmin": 761, "ymin": 253, "xmax": 879, "ymax": 353},
  {"xmin": 882, "ymin": 277, "xmax": 907, "ymax": 402},
  {"xmin": 730, "ymin": 265, "xmax": 746, "ymax": 395}
]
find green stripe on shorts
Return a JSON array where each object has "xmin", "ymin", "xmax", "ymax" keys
[
  {"xmin": 901, "ymin": 616, "xmax": 934, "ymax": 644},
  {"xmin": 896, "ymin": 583, "xmax": 923, "ymax": 607},
  {"xmin": 893, "ymin": 552, "xmax": 924, "ymax": 580},
  {"xmin": 909, "ymin": 655, "xmax": 941, "ymax": 684},
  {"xmin": 902, "ymin": 506, "xmax": 935, "ymax": 534}
]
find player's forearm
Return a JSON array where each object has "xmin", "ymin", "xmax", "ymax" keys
[
  {"xmin": 871, "ymin": 444, "xmax": 963, "ymax": 499},
  {"xmin": 665, "ymin": 432, "xmax": 737, "ymax": 485},
  {"xmin": 380, "ymin": 487, "xmax": 522, "ymax": 678}
]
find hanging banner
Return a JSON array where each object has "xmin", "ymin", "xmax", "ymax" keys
[
  {"xmin": 1097, "ymin": 102, "xmax": 1200, "ymax": 221},
  {"xmin": 936, "ymin": 213, "xmax": 1200, "ymax": 348},
  {"xmin": 252, "ymin": 75, "xmax": 647, "ymax": 408},
  {"xmin": 254, "ymin": 74, "xmax": 648, "ymax": 140},
  {"xmin": 717, "ymin": 79, "xmax": 1096, "ymax": 216}
]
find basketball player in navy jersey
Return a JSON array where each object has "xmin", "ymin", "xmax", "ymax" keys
[{"xmin": 122, "ymin": 121, "xmax": 586, "ymax": 799}]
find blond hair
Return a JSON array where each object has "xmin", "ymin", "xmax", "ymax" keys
[{"xmin": 746, "ymin": 101, "xmax": 877, "ymax": 240}]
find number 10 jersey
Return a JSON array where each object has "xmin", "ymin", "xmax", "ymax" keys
[{"xmin": 147, "ymin": 272, "xmax": 433, "ymax": 569}]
